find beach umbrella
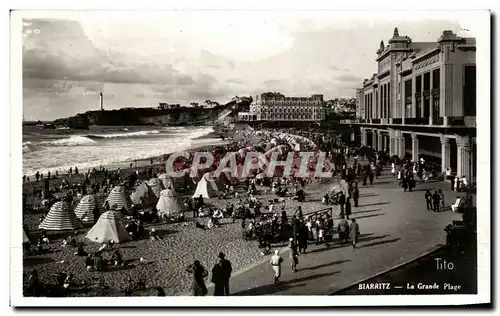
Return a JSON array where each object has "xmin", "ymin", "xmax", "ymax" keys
[
  {"xmin": 74, "ymin": 194, "xmax": 99, "ymax": 224},
  {"xmin": 147, "ymin": 178, "xmax": 164, "ymax": 198},
  {"xmin": 39, "ymin": 201, "xmax": 83, "ymax": 231},
  {"xmin": 105, "ymin": 185, "xmax": 132, "ymax": 211}
]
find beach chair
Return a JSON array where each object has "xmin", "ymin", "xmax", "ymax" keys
[{"xmin": 451, "ymin": 198, "xmax": 462, "ymax": 212}]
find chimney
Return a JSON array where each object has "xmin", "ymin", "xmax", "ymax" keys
[{"xmin": 100, "ymin": 92, "xmax": 103, "ymax": 111}]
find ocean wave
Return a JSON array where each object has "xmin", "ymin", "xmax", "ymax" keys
[
  {"xmin": 49, "ymin": 135, "xmax": 98, "ymax": 146},
  {"xmin": 22, "ymin": 141, "xmax": 38, "ymax": 153},
  {"xmin": 85, "ymin": 130, "xmax": 161, "ymax": 139}
]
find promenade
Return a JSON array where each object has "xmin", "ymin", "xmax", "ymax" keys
[{"xmin": 218, "ymin": 167, "xmax": 465, "ymax": 295}]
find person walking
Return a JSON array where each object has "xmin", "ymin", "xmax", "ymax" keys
[
  {"xmin": 338, "ymin": 192, "xmax": 346, "ymax": 216},
  {"xmin": 186, "ymin": 260, "xmax": 208, "ymax": 296},
  {"xmin": 211, "ymin": 252, "xmax": 232, "ymax": 296},
  {"xmin": 425, "ymin": 189, "xmax": 433, "ymax": 211},
  {"xmin": 432, "ymin": 191, "xmax": 441, "ymax": 213},
  {"xmin": 369, "ymin": 171, "xmax": 374, "ymax": 185},
  {"xmin": 438, "ymin": 189, "xmax": 445, "ymax": 211},
  {"xmin": 338, "ymin": 215, "xmax": 349, "ymax": 245},
  {"xmin": 297, "ymin": 221, "xmax": 309, "ymax": 254},
  {"xmin": 270, "ymin": 250, "xmax": 284, "ymax": 284},
  {"xmin": 288, "ymin": 238, "xmax": 299, "ymax": 273},
  {"xmin": 349, "ymin": 218, "xmax": 360, "ymax": 248},
  {"xmin": 345, "ymin": 197, "xmax": 352, "ymax": 220}
]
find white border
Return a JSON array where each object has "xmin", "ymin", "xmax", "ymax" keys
[{"xmin": 8, "ymin": 5, "xmax": 491, "ymax": 308}]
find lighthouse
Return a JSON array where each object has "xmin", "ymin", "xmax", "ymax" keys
[{"xmin": 100, "ymin": 92, "xmax": 104, "ymax": 111}]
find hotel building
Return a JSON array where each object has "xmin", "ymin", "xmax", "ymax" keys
[
  {"xmin": 249, "ymin": 93, "xmax": 326, "ymax": 121},
  {"xmin": 345, "ymin": 28, "xmax": 476, "ymax": 179}
]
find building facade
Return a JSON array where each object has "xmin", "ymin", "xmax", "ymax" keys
[
  {"xmin": 345, "ymin": 28, "xmax": 476, "ymax": 179},
  {"xmin": 249, "ymin": 93, "xmax": 326, "ymax": 121}
]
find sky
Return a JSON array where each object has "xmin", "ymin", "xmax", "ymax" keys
[{"xmin": 19, "ymin": 11, "xmax": 469, "ymax": 121}]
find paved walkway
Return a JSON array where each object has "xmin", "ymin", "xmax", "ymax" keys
[{"xmin": 213, "ymin": 166, "xmax": 465, "ymax": 296}]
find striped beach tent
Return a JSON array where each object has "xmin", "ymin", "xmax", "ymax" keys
[
  {"xmin": 130, "ymin": 182, "xmax": 158, "ymax": 206},
  {"xmin": 74, "ymin": 195, "xmax": 99, "ymax": 224},
  {"xmin": 147, "ymin": 178, "xmax": 164, "ymax": 198},
  {"xmin": 39, "ymin": 201, "xmax": 83, "ymax": 231},
  {"xmin": 105, "ymin": 185, "xmax": 132, "ymax": 211},
  {"xmin": 85, "ymin": 210, "xmax": 129, "ymax": 244},
  {"xmin": 156, "ymin": 188, "xmax": 184, "ymax": 216}
]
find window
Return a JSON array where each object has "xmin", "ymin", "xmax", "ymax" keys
[
  {"xmin": 388, "ymin": 84, "xmax": 391, "ymax": 118},
  {"xmin": 463, "ymin": 65, "xmax": 476, "ymax": 116},
  {"xmin": 433, "ymin": 68, "xmax": 440, "ymax": 89},
  {"xmin": 404, "ymin": 79, "xmax": 412, "ymax": 118},
  {"xmin": 423, "ymin": 72, "xmax": 430, "ymax": 91}
]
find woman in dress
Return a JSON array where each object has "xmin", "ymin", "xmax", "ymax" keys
[{"xmin": 185, "ymin": 260, "xmax": 208, "ymax": 296}]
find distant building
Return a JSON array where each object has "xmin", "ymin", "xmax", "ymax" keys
[
  {"xmin": 158, "ymin": 103, "xmax": 181, "ymax": 110},
  {"xmin": 343, "ymin": 28, "xmax": 476, "ymax": 179},
  {"xmin": 250, "ymin": 92, "xmax": 326, "ymax": 121},
  {"xmin": 237, "ymin": 112, "xmax": 257, "ymax": 122}
]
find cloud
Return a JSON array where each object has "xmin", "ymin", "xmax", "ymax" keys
[
  {"xmin": 335, "ymin": 73, "xmax": 364, "ymax": 83},
  {"xmin": 22, "ymin": 16, "xmax": 464, "ymax": 120},
  {"xmin": 328, "ymin": 66, "xmax": 342, "ymax": 71},
  {"xmin": 205, "ymin": 64, "xmax": 221, "ymax": 69},
  {"xmin": 227, "ymin": 78, "xmax": 244, "ymax": 84}
]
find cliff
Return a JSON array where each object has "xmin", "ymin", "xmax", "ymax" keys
[
  {"xmin": 51, "ymin": 97, "xmax": 253, "ymax": 129},
  {"xmin": 53, "ymin": 107, "xmax": 222, "ymax": 128}
]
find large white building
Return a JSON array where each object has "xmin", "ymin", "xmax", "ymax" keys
[
  {"xmin": 344, "ymin": 28, "xmax": 476, "ymax": 180},
  {"xmin": 249, "ymin": 93, "xmax": 326, "ymax": 121}
]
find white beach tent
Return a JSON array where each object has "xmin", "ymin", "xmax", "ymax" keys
[
  {"xmin": 74, "ymin": 194, "xmax": 99, "ymax": 224},
  {"xmin": 158, "ymin": 173, "xmax": 186, "ymax": 191},
  {"xmin": 23, "ymin": 228, "xmax": 29, "ymax": 243},
  {"xmin": 105, "ymin": 185, "xmax": 132, "ymax": 211},
  {"xmin": 192, "ymin": 175, "xmax": 218, "ymax": 199},
  {"xmin": 156, "ymin": 188, "xmax": 184, "ymax": 217},
  {"xmin": 147, "ymin": 178, "xmax": 164, "ymax": 198},
  {"xmin": 86, "ymin": 210, "xmax": 129, "ymax": 244},
  {"xmin": 39, "ymin": 201, "xmax": 83, "ymax": 231},
  {"xmin": 130, "ymin": 182, "xmax": 158, "ymax": 206}
]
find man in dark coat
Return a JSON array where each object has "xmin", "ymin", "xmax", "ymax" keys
[
  {"xmin": 352, "ymin": 187, "xmax": 359, "ymax": 208},
  {"xmin": 297, "ymin": 221, "xmax": 309, "ymax": 254},
  {"xmin": 432, "ymin": 191, "xmax": 441, "ymax": 212},
  {"xmin": 217, "ymin": 252, "xmax": 232, "ymax": 296},
  {"xmin": 345, "ymin": 197, "xmax": 352, "ymax": 220},
  {"xmin": 338, "ymin": 192, "xmax": 346, "ymax": 216},
  {"xmin": 425, "ymin": 189, "xmax": 433, "ymax": 210}
]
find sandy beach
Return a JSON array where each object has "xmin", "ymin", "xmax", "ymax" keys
[{"xmin": 22, "ymin": 127, "xmax": 340, "ymax": 296}]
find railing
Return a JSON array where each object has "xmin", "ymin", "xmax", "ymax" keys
[
  {"xmin": 433, "ymin": 117, "xmax": 444, "ymax": 125},
  {"xmin": 448, "ymin": 117, "xmax": 465, "ymax": 126},
  {"xmin": 464, "ymin": 116, "xmax": 476, "ymax": 127},
  {"xmin": 371, "ymin": 118, "xmax": 381, "ymax": 124},
  {"xmin": 392, "ymin": 118, "xmax": 402, "ymax": 125},
  {"xmin": 404, "ymin": 117, "xmax": 429, "ymax": 125},
  {"xmin": 381, "ymin": 118, "xmax": 389, "ymax": 124}
]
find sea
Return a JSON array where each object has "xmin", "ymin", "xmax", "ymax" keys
[{"xmin": 22, "ymin": 125, "xmax": 225, "ymax": 177}]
